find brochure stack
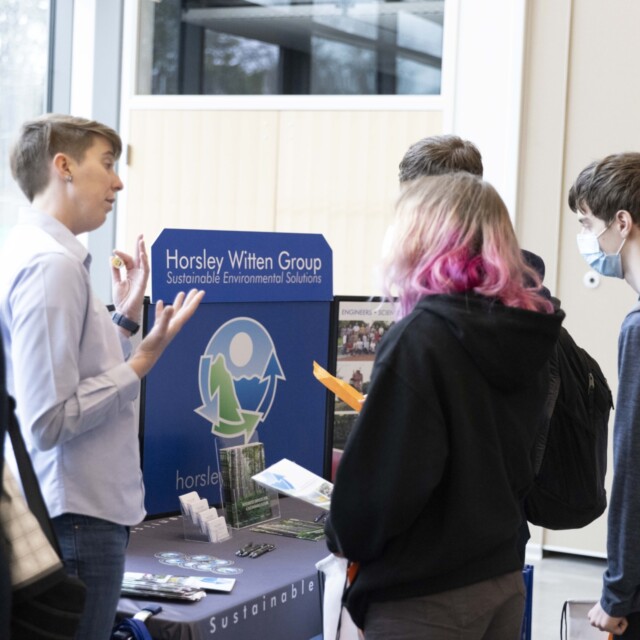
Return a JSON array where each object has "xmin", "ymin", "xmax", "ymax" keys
[{"xmin": 219, "ymin": 442, "xmax": 279, "ymax": 528}]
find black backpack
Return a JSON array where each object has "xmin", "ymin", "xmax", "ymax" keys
[{"xmin": 524, "ymin": 326, "xmax": 613, "ymax": 530}]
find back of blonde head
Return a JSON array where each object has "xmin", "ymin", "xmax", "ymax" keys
[{"xmin": 384, "ymin": 173, "xmax": 552, "ymax": 317}]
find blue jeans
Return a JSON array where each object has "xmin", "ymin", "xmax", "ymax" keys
[{"xmin": 52, "ymin": 513, "xmax": 129, "ymax": 640}]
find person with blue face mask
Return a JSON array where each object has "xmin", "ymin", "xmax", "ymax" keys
[
  {"xmin": 576, "ymin": 215, "xmax": 627, "ymax": 279},
  {"xmin": 569, "ymin": 152, "xmax": 640, "ymax": 638}
]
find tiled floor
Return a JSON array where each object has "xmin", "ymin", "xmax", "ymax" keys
[
  {"xmin": 314, "ymin": 552, "xmax": 608, "ymax": 639},
  {"xmin": 526, "ymin": 551, "xmax": 607, "ymax": 638}
]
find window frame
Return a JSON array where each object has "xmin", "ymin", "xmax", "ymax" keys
[{"xmin": 121, "ymin": 0, "xmax": 457, "ymax": 112}]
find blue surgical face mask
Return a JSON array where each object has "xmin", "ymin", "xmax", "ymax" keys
[{"xmin": 576, "ymin": 224, "xmax": 626, "ymax": 279}]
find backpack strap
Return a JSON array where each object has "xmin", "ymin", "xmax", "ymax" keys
[
  {"xmin": 531, "ymin": 350, "xmax": 561, "ymax": 475},
  {"xmin": 6, "ymin": 395, "xmax": 62, "ymax": 557},
  {"xmin": 112, "ymin": 605, "xmax": 162, "ymax": 640},
  {"xmin": 112, "ymin": 618, "xmax": 152, "ymax": 640}
]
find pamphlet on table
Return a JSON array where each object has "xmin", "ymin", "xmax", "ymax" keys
[
  {"xmin": 252, "ymin": 459, "xmax": 333, "ymax": 510},
  {"xmin": 122, "ymin": 572, "xmax": 236, "ymax": 602}
]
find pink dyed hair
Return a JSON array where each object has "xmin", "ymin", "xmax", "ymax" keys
[{"xmin": 383, "ymin": 173, "xmax": 554, "ymax": 318}]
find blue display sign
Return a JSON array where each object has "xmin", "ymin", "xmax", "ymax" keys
[
  {"xmin": 142, "ymin": 228, "xmax": 333, "ymax": 517},
  {"xmin": 141, "ymin": 301, "xmax": 331, "ymax": 517},
  {"xmin": 151, "ymin": 229, "xmax": 332, "ymax": 303}
]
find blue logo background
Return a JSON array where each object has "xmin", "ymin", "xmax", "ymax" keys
[{"xmin": 141, "ymin": 301, "xmax": 331, "ymax": 516}]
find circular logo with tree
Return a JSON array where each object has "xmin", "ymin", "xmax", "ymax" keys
[{"xmin": 195, "ymin": 317, "xmax": 285, "ymax": 442}]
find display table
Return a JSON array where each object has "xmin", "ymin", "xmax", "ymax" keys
[{"xmin": 117, "ymin": 498, "xmax": 327, "ymax": 640}]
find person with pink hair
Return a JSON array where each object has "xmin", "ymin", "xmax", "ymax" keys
[{"xmin": 325, "ymin": 172, "xmax": 564, "ymax": 640}]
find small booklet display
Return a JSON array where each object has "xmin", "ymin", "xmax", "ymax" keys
[
  {"xmin": 178, "ymin": 491, "xmax": 231, "ymax": 542},
  {"xmin": 252, "ymin": 459, "xmax": 333, "ymax": 510},
  {"xmin": 312, "ymin": 361, "xmax": 364, "ymax": 412},
  {"xmin": 219, "ymin": 442, "xmax": 276, "ymax": 528},
  {"xmin": 122, "ymin": 572, "xmax": 235, "ymax": 601}
]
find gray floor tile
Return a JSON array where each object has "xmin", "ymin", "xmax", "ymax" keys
[{"xmin": 526, "ymin": 553, "xmax": 607, "ymax": 639}]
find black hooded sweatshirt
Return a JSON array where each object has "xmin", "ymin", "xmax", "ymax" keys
[{"xmin": 325, "ymin": 293, "xmax": 564, "ymax": 629}]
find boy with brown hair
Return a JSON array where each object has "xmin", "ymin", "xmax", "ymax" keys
[
  {"xmin": 398, "ymin": 134, "xmax": 483, "ymax": 182},
  {"xmin": 569, "ymin": 152, "xmax": 640, "ymax": 637}
]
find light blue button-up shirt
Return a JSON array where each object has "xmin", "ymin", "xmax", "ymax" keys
[{"xmin": 0, "ymin": 210, "xmax": 145, "ymax": 525}]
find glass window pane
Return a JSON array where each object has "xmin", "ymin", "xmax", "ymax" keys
[
  {"xmin": 397, "ymin": 11, "xmax": 443, "ymax": 57},
  {"xmin": 203, "ymin": 31, "xmax": 279, "ymax": 94},
  {"xmin": 311, "ymin": 37, "xmax": 375, "ymax": 94},
  {"xmin": 149, "ymin": 0, "xmax": 181, "ymax": 95},
  {"xmin": 313, "ymin": 5, "xmax": 378, "ymax": 41},
  {"xmin": 137, "ymin": 0, "xmax": 445, "ymax": 96},
  {"xmin": 396, "ymin": 58, "xmax": 441, "ymax": 95},
  {"xmin": 0, "ymin": 0, "xmax": 50, "ymax": 245}
]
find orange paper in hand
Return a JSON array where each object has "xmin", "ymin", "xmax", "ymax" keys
[{"xmin": 313, "ymin": 361, "xmax": 364, "ymax": 412}]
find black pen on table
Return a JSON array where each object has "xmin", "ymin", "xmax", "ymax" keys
[{"xmin": 249, "ymin": 544, "xmax": 275, "ymax": 558}]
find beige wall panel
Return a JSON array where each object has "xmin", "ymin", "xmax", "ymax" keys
[
  {"xmin": 547, "ymin": 0, "xmax": 640, "ymax": 556},
  {"xmin": 124, "ymin": 110, "xmax": 279, "ymax": 251},
  {"xmin": 559, "ymin": 0, "xmax": 640, "ymax": 351},
  {"xmin": 516, "ymin": 0, "xmax": 572, "ymax": 292},
  {"xmin": 275, "ymin": 110, "xmax": 442, "ymax": 296},
  {"xmin": 527, "ymin": 0, "xmax": 640, "ymax": 556}
]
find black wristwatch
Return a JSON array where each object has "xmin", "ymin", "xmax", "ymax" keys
[{"xmin": 112, "ymin": 311, "xmax": 140, "ymax": 335}]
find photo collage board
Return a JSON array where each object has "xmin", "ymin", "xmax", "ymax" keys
[{"xmin": 324, "ymin": 296, "xmax": 397, "ymax": 480}]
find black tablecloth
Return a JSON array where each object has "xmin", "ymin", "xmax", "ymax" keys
[{"xmin": 117, "ymin": 498, "xmax": 328, "ymax": 640}]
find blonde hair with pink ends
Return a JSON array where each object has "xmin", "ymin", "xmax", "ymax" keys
[{"xmin": 383, "ymin": 173, "xmax": 554, "ymax": 318}]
